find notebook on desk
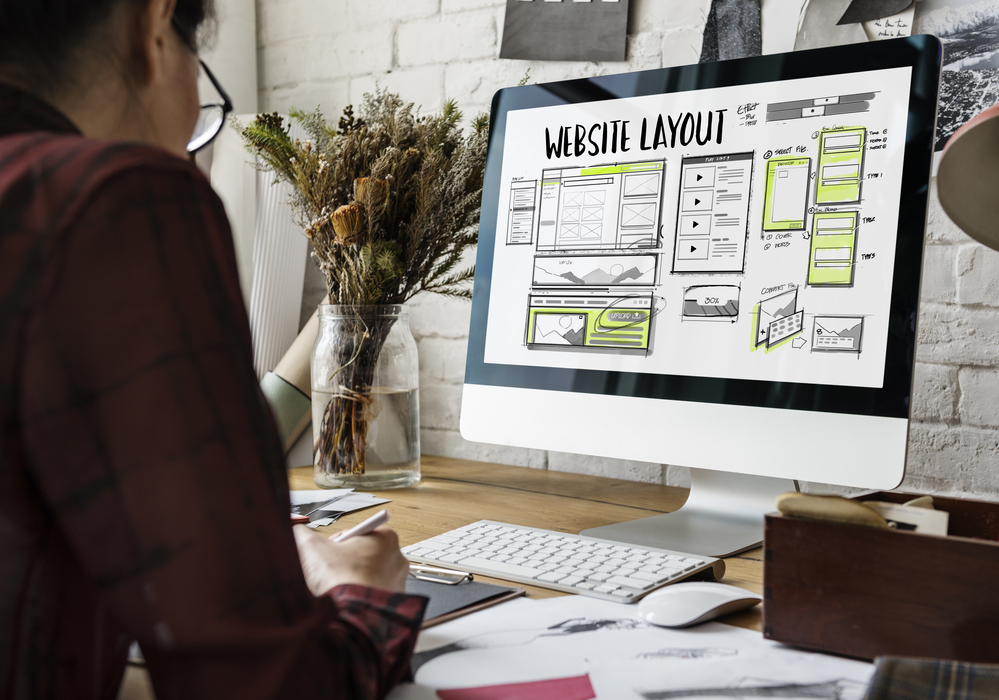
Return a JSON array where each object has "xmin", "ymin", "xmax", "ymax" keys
[{"xmin": 406, "ymin": 576, "xmax": 525, "ymax": 628}]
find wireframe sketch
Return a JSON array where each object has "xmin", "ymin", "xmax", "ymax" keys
[
  {"xmin": 808, "ymin": 212, "xmax": 858, "ymax": 287},
  {"xmin": 533, "ymin": 254, "xmax": 658, "ymax": 287},
  {"xmin": 535, "ymin": 161, "xmax": 665, "ymax": 251},
  {"xmin": 762, "ymin": 157, "xmax": 810, "ymax": 231},
  {"xmin": 766, "ymin": 93, "xmax": 876, "ymax": 122},
  {"xmin": 812, "ymin": 316, "xmax": 864, "ymax": 353},
  {"xmin": 816, "ymin": 127, "xmax": 865, "ymax": 205},
  {"xmin": 527, "ymin": 294, "xmax": 655, "ymax": 353},
  {"xmin": 682, "ymin": 285, "xmax": 740, "ymax": 322},
  {"xmin": 672, "ymin": 153, "xmax": 754, "ymax": 274},
  {"xmin": 413, "ymin": 618, "xmax": 645, "ymax": 673},
  {"xmin": 753, "ymin": 288, "xmax": 804, "ymax": 351},
  {"xmin": 639, "ymin": 678, "xmax": 868, "ymax": 700},
  {"xmin": 637, "ymin": 647, "xmax": 738, "ymax": 660},
  {"xmin": 507, "ymin": 179, "xmax": 539, "ymax": 245}
]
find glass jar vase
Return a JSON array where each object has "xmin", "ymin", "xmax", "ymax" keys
[{"xmin": 311, "ymin": 305, "xmax": 420, "ymax": 489}]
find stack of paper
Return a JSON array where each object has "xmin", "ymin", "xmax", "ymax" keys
[{"xmin": 290, "ymin": 489, "xmax": 391, "ymax": 529}]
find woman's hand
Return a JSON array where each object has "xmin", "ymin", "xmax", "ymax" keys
[{"xmin": 293, "ymin": 525, "xmax": 410, "ymax": 595}]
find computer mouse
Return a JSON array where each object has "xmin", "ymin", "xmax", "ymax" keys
[{"xmin": 636, "ymin": 582, "xmax": 762, "ymax": 628}]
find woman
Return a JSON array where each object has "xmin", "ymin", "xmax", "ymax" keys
[{"xmin": 0, "ymin": 1, "xmax": 425, "ymax": 698}]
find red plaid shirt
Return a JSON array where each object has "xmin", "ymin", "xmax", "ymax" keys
[{"xmin": 0, "ymin": 84, "xmax": 425, "ymax": 700}]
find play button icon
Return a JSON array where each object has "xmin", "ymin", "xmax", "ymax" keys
[
  {"xmin": 682, "ymin": 191, "xmax": 711, "ymax": 211},
  {"xmin": 679, "ymin": 214, "xmax": 710, "ymax": 236},
  {"xmin": 677, "ymin": 238, "xmax": 709, "ymax": 260}
]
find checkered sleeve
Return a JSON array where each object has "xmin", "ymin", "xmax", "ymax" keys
[
  {"xmin": 18, "ymin": 156, "xmax": 425, "ymax": 700},
  {"xmin": 864, "ymin": 657, "xmax": 999, "ymax": 700}
]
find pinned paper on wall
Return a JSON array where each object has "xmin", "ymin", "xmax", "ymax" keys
[
  {"xmin": 499, "ymin": 0, "xmax": 630, "ymax": 62},
  {"xmin": 700, "ymin": 0, "xmax": 763, "ymax": 62},
  {"xmin": 915, "ymin": 0, "xmax": 999, "ymax": 151},
  {"xmin": 861, "ymin": 5, "xmax": 914, "ymax": 41},
  {"xmin": 795, "ymin": 0, "xmax": 869, "ymax": 50},
  {"xmin": 838, "ymin": 0, "xmax": 913, "ymax": 23}
]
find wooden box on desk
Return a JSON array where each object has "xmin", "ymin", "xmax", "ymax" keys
[{"xmin": 762, "ymin": 492, "xmax": 999, "ymax": 663}]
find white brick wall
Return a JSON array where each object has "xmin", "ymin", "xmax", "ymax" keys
[{"xmin": 263, "ymin": 0, "xmax": 999, "ymax": 500}]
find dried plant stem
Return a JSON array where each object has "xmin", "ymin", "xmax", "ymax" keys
[{"xmin": 313, "ymin": 314, "xmax": 395, "ymax": 476}]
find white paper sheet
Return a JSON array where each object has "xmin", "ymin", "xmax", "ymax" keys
[
  {"xmin": 300, "ymin": 492, "xmax": 392, "ymax": 528},
  {"xmin": 863, "ymin": 4, "xmax": 915, "ymax": 40},
  {"xmin": 289, "ymin": 489, "xmax": 354, "ymax": 506},
  {"xmin": 408, "ymin": 596, "xmax": 874, "ymax": 699}
]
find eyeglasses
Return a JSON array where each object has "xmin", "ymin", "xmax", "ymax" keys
[
  {"xmin": 171, "ymin": 16, "xmax": 233, "ymax": 154},
  {"xmin": 189, "ymin": 60, "xmax": 233, "ymax": 154}
]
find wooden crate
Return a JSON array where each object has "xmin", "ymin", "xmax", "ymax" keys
[{"xmin": 763, "ymin": 492, "xmax": 999, "ymax": 662}]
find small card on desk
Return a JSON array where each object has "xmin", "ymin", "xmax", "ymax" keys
[{"xmin": 406, "ymin": 576, "xmax": 525, "ymax": 628}]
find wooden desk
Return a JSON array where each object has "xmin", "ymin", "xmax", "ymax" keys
[
  {"xmin": 290, "ymin": 455, "xmax": 765, "ymax": 633},
  {"xmin": 120, "ymin": 455, "xmax": 766, "ymax": 699}
]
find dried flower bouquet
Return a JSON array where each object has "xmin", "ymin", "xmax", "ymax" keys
[{"xmin": 240, "ymin": 92, "xmax": 488, "ymax": 477}]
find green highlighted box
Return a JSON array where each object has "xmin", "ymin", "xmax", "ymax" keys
[
  {"xmin": 807, "ymin": 212, "xmax": 858, "ymax": 287},
  {"xmin": 816, "ymin": 127, "xmax": 865, "ymax": 205}
]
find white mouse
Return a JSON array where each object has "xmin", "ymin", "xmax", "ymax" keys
[{"xmin": 636, "ymin": 582, "xmax": 762, "ymax": 628}]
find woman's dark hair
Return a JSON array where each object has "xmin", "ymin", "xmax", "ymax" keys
[{"xmin": 0, "ymin": 0, "xmax": 216, "ymax": 88}]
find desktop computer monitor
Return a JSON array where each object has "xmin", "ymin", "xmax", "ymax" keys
[{"xmin": 460, "ymin": 36, "xmax": 941, "ymax": 557}]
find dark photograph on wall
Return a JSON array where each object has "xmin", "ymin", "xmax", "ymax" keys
[{"xmin": 914, "ymin": 0, "xmax": 999, "ymax": 149}]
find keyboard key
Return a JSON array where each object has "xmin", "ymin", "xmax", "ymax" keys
[
  {"xmin": 560, "ymin": 575, "xmax": 584, "ymax": 586},
  {"xmin": 594, "ymin": 584, "xmax": 619, "ymax": 593},
  {"xmin": 575, "ymin": 581, "xmax": 596, "ymax": 590},
  {"xmin": 607, "ymin": 575, "xmax": 654, "ymax": 590},
  {"xmin": 536, "ymin": 572, "xmax": 568, "ymax": 583},
  {"xmin": 632, "ymin": 571, "xmax": 666, "ymax": 583},
  {"xmin": 458, "ymin": 557, "xmax": 543, "ymax": 579},
  {"xmin": 420, "ymin": 540, "xmax": 452, "ymax": 551},
  {"xmin": 611, "ymin": 589, "xmax": 634, "ymax": 598}
]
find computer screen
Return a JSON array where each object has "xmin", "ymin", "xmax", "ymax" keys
[{"xmin": 461, "ymin": 36, "xmax": 940, "ymax": 553}]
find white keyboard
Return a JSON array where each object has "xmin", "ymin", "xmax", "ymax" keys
[{"xmin": 402, "ymin": 520, "xmax": 723, "ymax": 603}]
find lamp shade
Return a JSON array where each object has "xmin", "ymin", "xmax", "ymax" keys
[{"xmin": 938, "ymin": 102, "xmax": 999, "ymax": 252}]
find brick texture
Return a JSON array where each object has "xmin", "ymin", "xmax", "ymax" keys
[{"xmin": 261, "ymin": 0, "xmax": 999, "ymax": 500}]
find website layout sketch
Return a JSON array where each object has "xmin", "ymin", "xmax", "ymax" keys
[
  {"xmin": 536, "ymin": 161, "xmax": 665, "ymax": 251},
  {"xmin": 766, "ymin": 93, "xmax": 875, "ymax": 122},
  {"xmin": 507, "ymin": 180, "xmax": 539, "ymax": 245},
  {"xmin": 808, "ymin": 212, "xmax": 859, "ymax": 287},
  {"xmin": 762, "ymin": 157, "xmax": 809, "ymax": 231},
  {"xmin": 683, "ymin": 285, "xmax": 741, "ymax": 322},
  {"xmin": 526, "ymin": 294, "xmax": 654, "ymax": 352},
  {"xmin": 672, "ymin": 153, "xmax": 754, "ymax": 274},
  {"xmin": 812, "ymin": 316, "xmax": 864, "ymax": 353},
  {"xmin": 753, "ymin": 288, "xmax": 804, "ymax": 351},
  {"xmin": 533, "ymin": 254, "xmax": 658, "ymax": 287},
  {"xmin": 816, "ymin": 127, "xmax": 866, "ymax": 205}
]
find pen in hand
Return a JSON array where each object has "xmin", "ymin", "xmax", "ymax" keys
[{"xmin": 331, "ymin": 509, "xmax": 390, "ymax": 543}]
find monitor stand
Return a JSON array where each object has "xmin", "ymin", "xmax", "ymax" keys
[{"xmin": 580, "ymin": 468, "xmax": 797, "ymax": 558}]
